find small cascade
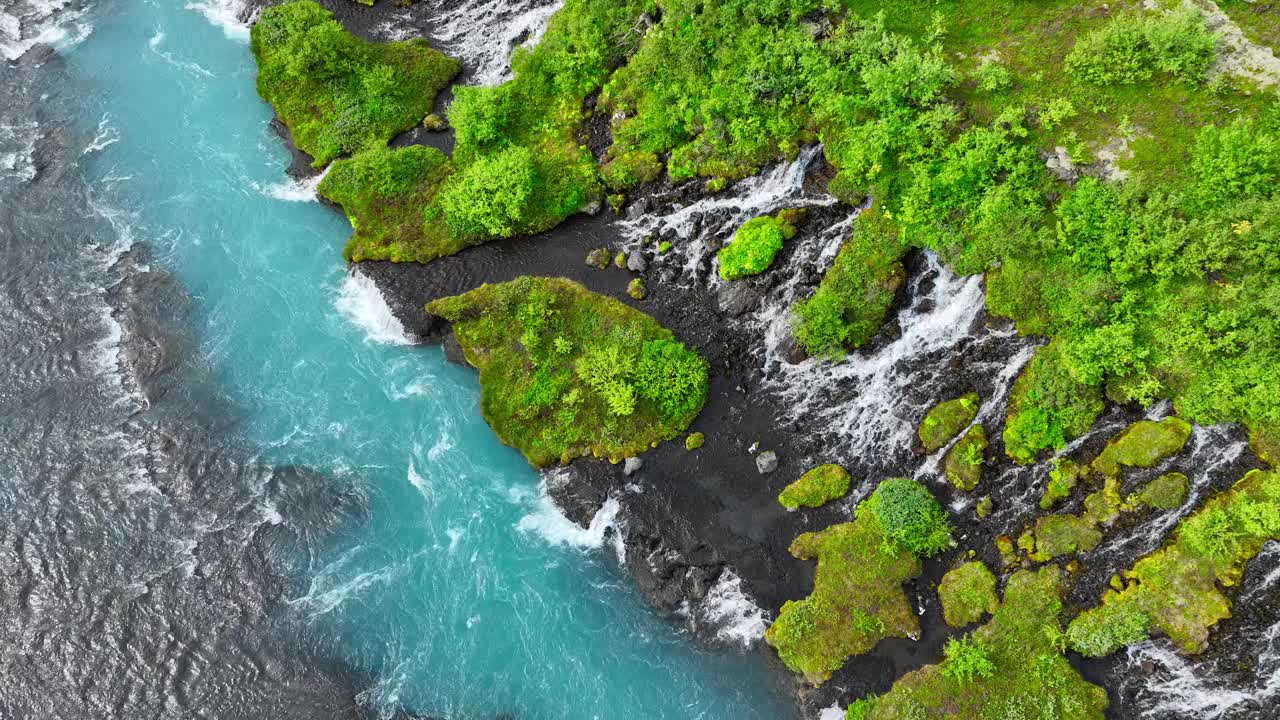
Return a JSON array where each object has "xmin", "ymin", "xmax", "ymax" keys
[
  {"xmin": 408, "ymin": 0, "xmax": 565, "ymax": 85},
  {"xmin": 0, "ymin": 0, "xmax": 93, "ymax": 61}
]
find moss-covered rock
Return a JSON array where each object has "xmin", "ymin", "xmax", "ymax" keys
[
  {"xmin": 1031, "ymin": 514, "xmax": 1103, "ymax": 561},
  {"xmin": 1002, "ymin": 341, "xmax": 1104, "ymax": 464},
  {"xmin": 427, "ymin": 277, "xmax": 707, "ymax": 466},
  {"xmin": 850, "ymin": 567, "xmax": 1108, "ymax": 719},
  {"xmin": 943, "ymin": 424, "xmax": 987, "ymax": 491},
  {"xmin": 1249, "ymin": 423, "xmax": 1280, "ymax": 467},
  {"xmin": 627, "ymin": 278, "xmax": 647, "ymax": 300},
  {"xmin": 1040, "ymin": 458, "xmax": 1085, "ymax": 510},
  {"xmin": 938, "ymin": 562, "xmax": 1000, "ymax": 628},
  {"xmin": 717, "ymin": 209, "xmax": 805, "ymax": 280},
  {"xmin": 685, "ymin": 432, "xmax": 704, "ymax": 450},
  {"xmin": 778, "ymin": 464, "xmax": 852, "ymax": 510},
  {"xmin": 1068, "ymin": 469, "xmax": 1280, "ymax": 656},
  {"xmin": 919, "ymin": 393, "xmax": 980, "ymax": 453},
  {"xmin": 1130, "ymin": 472, "xmax": 1190, "ymax": 511},
  {"xmin": 765, "ymin": 509, "xmax": 922, "ymax": 685},
  {"xmin": 1091, "ymin": 417, "xmax": 1192, "ymax": 478},
  {"xmin": 976, "ymin": 496, "xmax": 993, "ymax": 518}
]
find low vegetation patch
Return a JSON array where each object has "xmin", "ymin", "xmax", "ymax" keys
[
  {"xmin": 1067, "ymin": 469, "xmax": 1280, "ymax": 656},
  {"xmin": 1090, "ymin": 417, "xmax": 1192, "ymax": 478},
  {"xmin": 426, "ymin": 277, "xmax": 708, "ymax": 466},
  {"xmin": 251, "ymin": 1, "xmax": 459, "ymax": 166},
  {"xmin": 847, "ymin": 567, "xmax": 1108, "ymax": 720},
  {"xmin": 1003, "ymin": 342, "xmax": 1104, "ymax": 464},
  {"xmin": 792, "ymin": 209, "xmax": 907, "ymax": 359},
  {"xmin": 1130, "ymin": 472, "xmax": 1190, "ymax": 511},
  {"xmin": 938, "ymin": 561, "xmax": 999, "ymax": 628},
  {"xmin": 717, "ymin": 209, "xmax": 805, "ymax": 280},
  {"xmin": 778, "ymin": 463, "xmax": 852, "ymax": 510},
  {"xmin": 767, "ymin": 478, "xmax": 950, "ymax": 684},
  {"xmin": 919, "ymin": 393, "xmax": 980, "ymax": 453},
  {"xmin": 943, "ymin": 424, "xmax": 987, "ymax": 492}
]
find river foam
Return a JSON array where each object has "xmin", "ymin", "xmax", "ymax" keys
[{"xmin": 335, "ymin": 268, "xmax": 415, "ymax": 345}]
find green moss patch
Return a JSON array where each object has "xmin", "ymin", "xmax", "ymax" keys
[
  {"xmin": 1091, "ymin": 417, "xmax": 1192, "ymax": 478},
  {"xmin": 1041, "ymin": 458, "xmax": 1085, "ymax": 511},
  {"xmin": 943, "ymin": 424, "xmax": 988, "ymax": 492},
  {"xmin": 939, "ymin": 562, "xmax": 1000, "ymax": 628},
  {"xmin": 792, "ymin": 209, "xmax": 907, "ymax": 360},
  {"xmin": 426, "ymin": 277, "xmax": 708, "ymax": 466},
  {"xmin": 1068, "ymin": 469, "xmax": 1280, "ymax": 656},
  {"xmin": 779, "ymin": 463, "xmax": 852, "ymax": 510},
  {"xmin": 767, "ymin": 478, "xmax": 950, "ymax": 684},
  {"xmin": 1249, "ymin": 423, "xmax": 1280, "ymax": 467},
  {"xmin": 251, "ymin": 1, "xmax": 460, "ymax": 167},
  {"xmin": 1003, "ymin": 341, "xmax": 1104, "ymax": 464},
  {"xmin": 919, "ymin": 393, "xmax": 980, "ymax": 453},
  {"xmin": 685, "ymin": 432, "xmax": 704, "ymax": 450},
  {"xmin": 1030, "ymin": 514, "xmax": 1103, "ymax": 562},
  {"xmin": 1130, "ymin": 472, "xmax": 1190, "ymax": 511},
  {"xmin": 717, "ymin": 209, "xmax": 804, "ymax": 280},
  {"xmin": 850, "ymin": 567, "xmax": 1108, "ymax": 720}
]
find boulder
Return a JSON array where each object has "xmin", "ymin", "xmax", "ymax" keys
[
  {"xmin": 756, "ymin": 450, "xmax": 779, "ymax": 474},
  {"xmin": 627, "ymin": 251, "xmax": 648, "ymax": 273},
  {"xmin": 623, "ymin": 457, "xmax": 644, "ymax": 476}
]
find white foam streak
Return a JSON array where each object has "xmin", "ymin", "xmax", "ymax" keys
[
  {"xmin": 334, "ymin": 269, "xmax": 415, "ymax": 346},
  {"xmin": 691, "ymin": 570, "xmax": 769, "ymax": 648},
  {"xmin": 516, "ymin": 475, "xmax": 623, "ymax": 560},
  {"xmin": 0, "ymin": 120, "xmax": 40, "ymax": 182},
  {"xmin": 255, "ymin": 167, "xmax": 328, "ymax": 202},
  {"xmin": 82, "ymin": 113, "xmax": 119, "ymax": 155},
  {"xmin": 185, "ymin": 0, "xmax": 251, "ymax": 42}
]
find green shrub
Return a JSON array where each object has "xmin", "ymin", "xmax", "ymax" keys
[
  {"xmin": 438, "ymin": 145, "xmax": 538, "ymax": 237},
  {"xmin": 866, "ymin": 477, "xmax": 953, "ymax": 556},
  {"xmin": 1065, "ymin": 8, "xmax": 1217, "ymax": 87},
  {"xmin": 1003, "ymin": 341, "xmax": 1104, "ymax": 464},
  {"xmin": 941, "ymin": 635, "xmax": 996, "ymax": 684},
  {"xmin": 973, "ymin": 60, "xmax": 1012, "ymax": 93},
  {"xmin": 717, "ymin": 211, "xmax": 801, "ymax": 280}
]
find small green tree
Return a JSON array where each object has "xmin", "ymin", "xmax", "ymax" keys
[{"xmin": 438, "ymin": 145, "xmax": 538, "ymax": 237}]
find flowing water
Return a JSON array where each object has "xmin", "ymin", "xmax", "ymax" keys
[{"xmin": 0, "ymin": 0, "xmax": 795, "ymax": 717}]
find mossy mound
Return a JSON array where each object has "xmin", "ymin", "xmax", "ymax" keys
[
  {"xmin": 848, "ymin": 567, "xmax": 1108, "ymax": 720},
  {"xmin": 791, "ymin": 209, "xmax": 907, "ymax": 360},
  {"xmin": 1003, "ymin": 341, "xmax": 1104, "ymax": 465},
  {"xmin": 938, "ymin": 562, "xmax": 999, "ymax": 628},
  {"xmin": 1130, "ymin": 472, "xmax": 1190, "ymax": 511},
  {"xmin": 426, "ymin": 277, "xmax": 708, "ymax": 466},
  {"xmin": 767, "ymin": 478, "xmax": 950, "ymax": 684},
  {"xmin": 778, "ymin": 464, "xmax": 852, "ymax": 510},
  {"xmin": 919, "ymin": 393, "xmax": 980, "ymax": 453},
  {"xmin": 943, "ymin": 424, "xmax": 987, "ymax": 491},
  {"xmin": 717, "ymin": 209, "xmax": 805, "ymax": 280},
  {"xmin": 1040, "ymin": 458, "xmax": 1085, "ymax": 510},
  {"xmin": 1091, "ymin": 417, "xmax": 1192, "ymax": 478},
  {"xmin": 251, "ymin": 1, "xmax": 460, "ymax": 167},
  {"xmin": 1030, "ymin": 514, "xmax": 1102, "ymax": 562},
  {"xmin": 1249, "ymin": 424, "xmax": 1279, "ymax": 467},
  {"xmin": 1068, "ymin": 469, "xmax": 1280, "ymax": 656},
  {"xmin": 684, "ymin": 432, "xmax": 704, "ymax": 450}
]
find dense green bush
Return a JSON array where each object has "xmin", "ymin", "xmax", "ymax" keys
[
  {"xmin": 1065, "ymin": 8, "xmax": 1217, "ymax": 86},
  {"xmin": 941, "ymin": 635, "xmax": 996, "ymax": 684},
  {"xmin": 717, "ymin": 210, "xmax": 802, "ymax": 280},
  {"xmin": 865, "ymin": 477, "xmax": 953, "ymax": 556},
  {"xmin": 251, "ymin": 1, "xmax": 459, "ymax": 166},
  {"xmin": 437, "ymin": 145, "xmax": 539, "ymax": 237}
]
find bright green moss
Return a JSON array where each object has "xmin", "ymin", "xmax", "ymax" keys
[
  {"xmin": 919, "ymin": 393, "xmax": 980, "ymax": 454},
  {"xmin": 717, "ymin": 210, "xmax": 803, "ymax": 280},
  {"xmin": 1068, "ymin": 469, "xmax": 1280, "ymax": 656},
  {"xmin": 1030, "ymin": 514, "xmax": 1102, "ymax": 562},
  {"xmin": 1040, "ymin": 458, "xmax": 1085, "ymax": 511},
  {"xmin": 426, "ymin": 277, "xmax": 708, "ymax": 466},
  {"xmin": 938, "ymin": 562, "xmax": 999, "ymax": 628},
  {"xmin": 792, "ymin": 209, "xmax": 907, "ymax": 359},
  {"xmin": 250, "ymin": 1, "xmax": 460, "ymax": 167},
  {"xmin": 778, "ymin": 463, "xmax": 852, "ymax": 510},
  {"xmin": 684, "ymin": 432, "xmax": 704, "ymax": 450},
  {"xmin": 1003, "ymin": 342, "xmax": 1104, "ymax": 464},
  {"xmin": 1130, "ymin": 472, "xmax": 1190, "ymax": 511},
  {"xmin": 1091, "ymin": 417, "xmax": 1192, "ymax": 478},
  {"xmin": 766, "ymin": 507, "xmax": 922, "ymax": 685},
  {"xmin": 852, "ymin": 567, "xmax": 1108, "ymax": 720},
  {"xmin": 943, "ymin": 424, "xmax": 987, "ymax": 492}
]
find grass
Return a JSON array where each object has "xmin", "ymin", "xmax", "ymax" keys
[
  {"xmin": 778, "ymin": 463, "xmax": 852, "ymax": 510},
  {"xmin": 918, "ymin": 392, "xmax": 980, "ymax": 453},
  {"xmin": 426, "ymin": 277, "xmax": 708, "ymax": 466},
  {"xmin": 251, "ymin": 1, "xmax": 459, "ymax": 167},
  {"xmin": 938, "ymin": 561, "xmax": 1000, "ymax": 628},
  {"xmin": 1067, "ymin": 468, "xmax": 1280, "ymax": 656},
  {"xmin": 849, "ymin": 567, "xmax": 1109, "ymax": 720}
]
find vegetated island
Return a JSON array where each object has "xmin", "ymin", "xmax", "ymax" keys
[{"xmin": 248, "ymin": 0, "xmax": 1280, "ymax": 716}]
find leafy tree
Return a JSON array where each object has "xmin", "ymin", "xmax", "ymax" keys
[{"xmin": 438, "ymin": 145, "xmax": 538, "ymax": 237}]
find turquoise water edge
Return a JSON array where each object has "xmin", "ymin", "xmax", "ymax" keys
[{"xmin": 69, "ymin": 2, "xmax": 795, "ymax": 717}]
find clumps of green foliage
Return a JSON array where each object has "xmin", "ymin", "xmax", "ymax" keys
[
  {"xmin": 938, "ymin": 562, "xmax": 999, "ymax": 628},
  {"xmin": 1065, "ymin": 7, "xmax": 1217, "ymax": 87},
  {"xmin": 778, "ymin": 463, "xmax": 852, "ymax": 510},
  {"xmin": 864, "ymin": 477, "xmax": 954, "ymax": 556},
  {"xmin": 1250, "ymin": 424, "xmax": 1279, "ymax": 467},
  {"xmin": 426, "ymin": 277, "xmax": 708, "ymax": 466},
  {"xmin": 1068, "ymin": 469, "xmax": 1280, "ymax": 656},
  {"xmin": 318, "ymin": 145, "xmax": 455, "ymax": 262},
  {"xmin": 1130, "ymin": 472, "xmax": 1190, "ymax": 512},
  {"xmin": 918, "ymin": 392, "xmax": 980, "ymax": 453},
  {"xmin": 848, "ymin": 567, "xmax": 1108, "ymax": 720},
  {"xmin": 436, "ymin": 145, "xmax": 538, "ymax": 237},
  {"xmin": 251, "ymin": 1, "xmax": 460, "ymax": 166},
  {"xmin": 944, "ymin": 425, "xmax": 987, "ymax": 492},
  {"xmin": 1002, "ymin": 342, "xmax": 1104, "ymax": 464},
  {"xmin": 792, "ymin": 209, "xmax": 907, "ymax": 359},
  {"xmin": 1041, "ymin": 458, "xmax": 1085, "ymax": 511},
  {"xmin": 1090, "ymin": 417, "xmax": 1192, "ymax": 478},
  {"xmin": 717, "ymin": 209, "xmax": 805, "ymax": 280},
  {"xmin": 765, "ymin": 489, "xmax": 925, "ymax": 685}
]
